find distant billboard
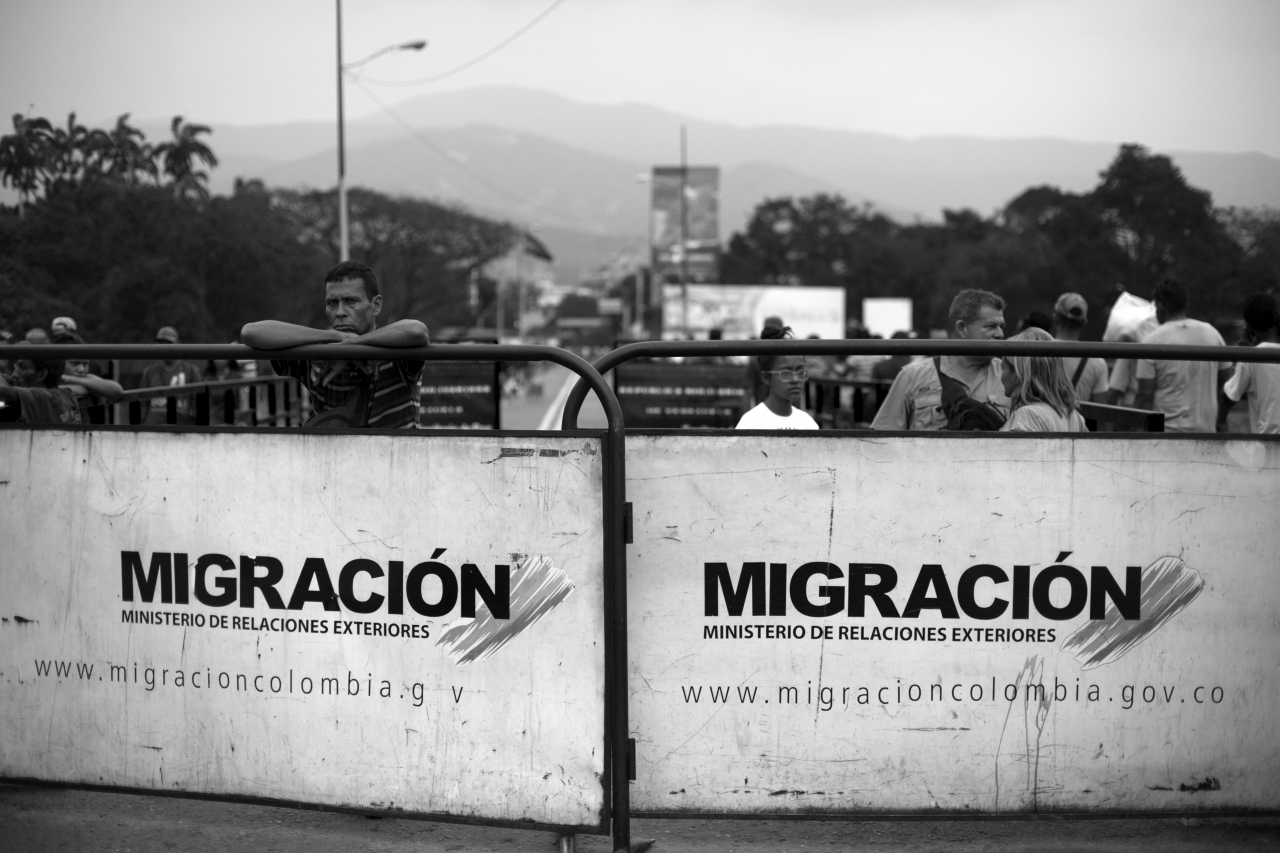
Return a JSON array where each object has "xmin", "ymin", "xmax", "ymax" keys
[
  {"xmin": 662, "ymin": 284, "xmax": 845, "ymax": 340},
  {"xmin": 650, "ymin": 166, "xmax": 719, "ymax": 283},
  {"xmin": 862, "ymin": 297, "xmax": 914, "ymax": 338}
]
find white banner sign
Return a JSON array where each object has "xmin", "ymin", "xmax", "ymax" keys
[
  {"xmin": 662, "ymin": 284, "xmax": 845, "ymax": 341},
  {"xmin": 625, "ymin": 435, "xmax": 1280, "ymax": 814},
  {"xmin": 1, "ymin": 430, "xmax": 606, "ymax": 828}
]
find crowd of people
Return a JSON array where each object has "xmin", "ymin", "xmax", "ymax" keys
[
  {"xmin": 3, "ymin": 262, "xmax": 1278, "ymax": 436},
  {"xmin": 735, "ymin": 282, "xmax": 1280, "ymax": 435},
  {"xmin": 0, "ymin": 316, "xmax": 124, "ymax": 425}
]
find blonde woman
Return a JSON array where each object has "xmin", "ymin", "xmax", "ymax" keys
[{"xmin": 999, "ymin": 327, "xmax": 1088, "ymax": 432}]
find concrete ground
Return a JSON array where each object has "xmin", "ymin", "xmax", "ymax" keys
[{"xmin": 3, "ymin": 784, "xmax": 1278, "ymax": 852}]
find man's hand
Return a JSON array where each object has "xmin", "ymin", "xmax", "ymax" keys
[
  {"xmin": 342, "ymin": 319, "xmax": 429, "ymax": 348},
  {"xmin": 61, "ymin": 373, "xmax": 124, "ymax": 402},
  {"xmin": 1134, "ymin": 378, "xmax": 1156, "ymax": 413}
]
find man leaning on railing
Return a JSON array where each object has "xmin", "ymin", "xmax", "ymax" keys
[{"xmin": 240, "ymin": 261, "xmax": 429, "ymax": 429}]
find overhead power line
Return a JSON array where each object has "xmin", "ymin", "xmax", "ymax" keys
[{"xmin": 356, "ymin": 0, "xmax": 568, "ymax": 88}]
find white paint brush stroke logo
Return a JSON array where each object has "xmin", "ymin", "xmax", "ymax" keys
[
  {"xmin": 1063, "ymin": 556, "xmax": 1204, "ymax": 670},
  {"xmin": 436, "ymin": 555, "xmax": 575, "ymax": 665}
]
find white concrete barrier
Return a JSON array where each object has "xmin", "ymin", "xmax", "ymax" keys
[
  {"xmin": 1, "ymin": 429, "xmax": 606, "ymax": 829},
  {"xmin": 625, "ymin": 434, "xmax": 1280, "ymax": 814}
]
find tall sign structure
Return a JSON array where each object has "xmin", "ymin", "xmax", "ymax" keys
[{"xmin": 650, "ymin": 158, "xmax": 720, "ymax": 336}]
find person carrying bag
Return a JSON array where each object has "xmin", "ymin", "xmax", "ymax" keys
[{"xmin": 933, "ymin": 356, "xmax": 1007, "ymax": 431}]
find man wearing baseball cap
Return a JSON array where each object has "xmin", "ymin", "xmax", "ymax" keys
[
  {"xmin": 1052, "ymin": 293, "xmax": 1109, "ymax": 404},
  {"xmin": 1219, "ymin": 293, "xmax": 1280, "ymax": 433},
  {"xmin": 141, "ymin": 326, "xmax": 205, "ymax": 425}
]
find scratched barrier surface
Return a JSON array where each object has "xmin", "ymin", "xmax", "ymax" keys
[
  {"xmin": 625, "ymin": 434, "xmax": 1280, "ymax": 814},
  {"xmin": 0, "ymin": 429, "xmax": 606, "ymax": 829}
]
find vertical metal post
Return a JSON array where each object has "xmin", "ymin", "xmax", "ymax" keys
[
  {"xmin": 679, "ymin": 124, "xmax": 689, "ymax": 339},
  {"xmin": 606, "ymin": 421, "xmax": 631, "ymax": 852},
  {"xmin": 557, "ymin": 834, "xmax": 576, "ymax": 853},
  {"xmin": 224, "ymin": 390, "xmax": 235, "ymax": 425},
  {"xmin": 166, "ymin": 396, "xmax": 177, "ymax": 425},
  {"xmin": 493, "ymin": 362, "xmax": 502, "ymax": 430},
  {"xmin": 111, "ymin": 360, "xmax": 121, "ymax": 424},
  {"xmin": 336, "ymin": 0, "xmax": 349, "ymax": 262},
  {"xmin": 496, "ymin": 277, "xmax": 504, "ymax": 342}
]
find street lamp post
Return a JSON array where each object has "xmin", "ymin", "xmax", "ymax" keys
[{"xmin": 335, "ymin": 0, "xmax": 425, "ymax": 261}]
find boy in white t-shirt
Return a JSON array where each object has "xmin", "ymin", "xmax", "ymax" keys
[{"xmin": 1221, "ymin": 293, "xmax": 1280, "ymax": 434}]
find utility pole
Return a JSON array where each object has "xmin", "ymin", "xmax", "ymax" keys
[
  {"xmin": 336, "ymin": 0, "xmax": 348, "ymax": 261},
  {"xmin": 679, "ymin": 124, "xmax": 689, "ymax": 338}
]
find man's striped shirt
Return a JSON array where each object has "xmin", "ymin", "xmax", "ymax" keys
[{"xmin": 273, "ymin": 357, "xmax": 424, "ymax": 429}]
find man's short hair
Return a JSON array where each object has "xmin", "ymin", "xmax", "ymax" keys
[
  {"xmin": 1153, "ymin": 277, "xmax": 1189, "ymax": 315},
  {"xmin": 947, "ymin": 289, "xmax": 1005, "ymax": 332},
  {"xmin": 325, "ymin": 260, "xmax": 379, "ymax": 300},
  {"xmin": 12, "ymin": 342, "xmax": 63, "ymax": 388},
  {"xmin": 1242, "ymin": 292, "xmax": 1279, "ymax": 334}
]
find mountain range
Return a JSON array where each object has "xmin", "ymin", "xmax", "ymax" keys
[{"xmin": 140, "ymin": 86, "xmax": 1280, "ymax": 281}]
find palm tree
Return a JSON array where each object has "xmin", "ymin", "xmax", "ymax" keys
[
  {"xmin": 153, "ymin": 116, "xmax": 218, "ymax": 200},
  {"xmin": 90, "ymin": 114, "xmax": 156, "ymax": 186},
  {"xmin": 43, "ymin": 112, "xmax": 95, "ymax": 193},
  {"xmin": 0, "ymin": 114, "xmax": 54, "ymax": 215}
]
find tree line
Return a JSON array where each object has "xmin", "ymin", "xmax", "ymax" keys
[
  {"xmin": 720, "ymin": 144, "xmax": 1280, "ymax": 335},
  {"xmin": 0, "ymin": 113, "xmax": 526, "ymax": 344},
  {"xmin": 5, "ymin": 113, "xmax": 1276, "ymax": 344}
]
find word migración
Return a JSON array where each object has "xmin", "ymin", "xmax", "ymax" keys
[
  {"xmin": 121, "ymin": 551, "xmax": 509, "ymax": 618},
  {"xmin": 705, "ymin": 555, "xmax": 1140, "ymax": 621}
]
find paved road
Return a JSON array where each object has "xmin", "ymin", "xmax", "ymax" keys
[
  {"xmin": 500, "ymin": 363, "xmax": 609, "ymax": 431},
  {"xmin": 3, "ymin": 784, "xmax": 1278, "ymax": 852}
]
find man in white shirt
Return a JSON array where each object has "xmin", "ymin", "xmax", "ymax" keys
[
  {"xmin": 1051, "ymin": 293, "xmax": 1108, "ymax": 403},
  {"xmin": 1221, "ymin": 293, "xmax": 1280, "ymax": 434},
  {"xmin": 1134, "ymin": 278, "xmax": 1233, "ymax": 433},
  {"xmin": 871, "ymin": 289, "xmax": 1009, "ymax": 431}
]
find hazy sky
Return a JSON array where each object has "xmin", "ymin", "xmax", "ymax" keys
[{"xmin": 3, "ymin": 0, "xmax": 1278, "ymax": 156}]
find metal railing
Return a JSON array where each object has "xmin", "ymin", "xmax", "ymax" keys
[
  {"xmin": 562, "ymin": 338, "xmax": 1280, "ymax": 431},
  {"xmin": 803, "ymin": 375, "xmax": 893, "ymax": 429},
  {"xmin": 5, "ymin": 341, "xmax": 634, "ymax": 851},
  {"xmin": 113, "ymin": 376, "xmax": 306, "ymax": 426}
]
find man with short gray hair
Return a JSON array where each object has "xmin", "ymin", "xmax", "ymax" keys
[{"xmin": 871, "ymin": 289, "xmax": 1009, "ymax": 431}]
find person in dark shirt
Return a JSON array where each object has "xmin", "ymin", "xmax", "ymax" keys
[
  {"xmin": 141, "ymin": 326, "xmax": 206, "ymax": 425},
  {"xmin": 241, "ymin": 261, "xmax": 429, "ymax": 429},
  {"xmin": 54, "ymin": 332, "xmax": 123, "ymax": 419},
  {"xmin": 0, "ymin": 345, "xmax": 83, "ymax": 424}
]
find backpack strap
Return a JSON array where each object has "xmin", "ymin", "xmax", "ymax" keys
[
  {"xmin": 1071, "ymin": 356, "xmax": 1088, "ymax": 387},
  {"xmin": 933, "ymin": 356, "xmax": 967, "ymax": 403}
]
